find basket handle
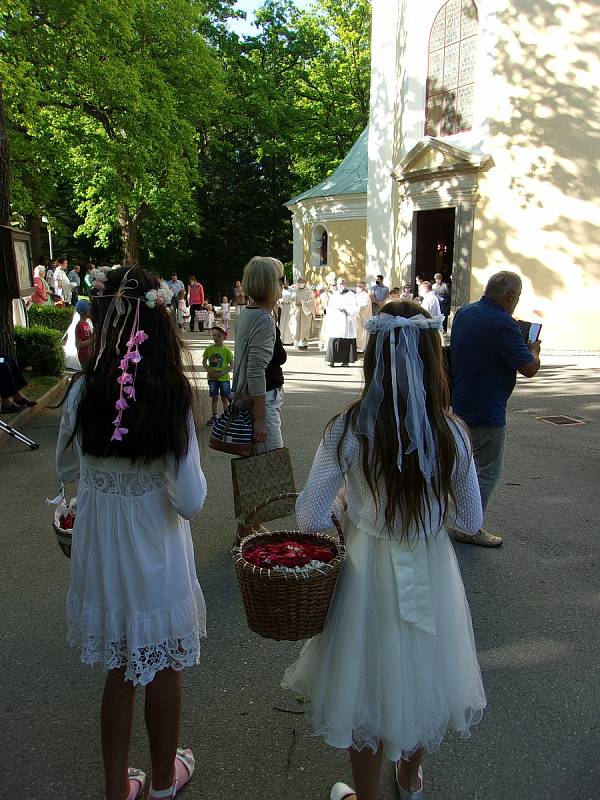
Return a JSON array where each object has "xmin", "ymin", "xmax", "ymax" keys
[{"xmin": 241, "ymin": 492, "xmax": 344, "ymax": 544}]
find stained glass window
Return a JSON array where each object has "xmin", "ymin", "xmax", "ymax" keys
[{"xmin": 425, "ymin": 0, "xmax": 478, "ymax": 137}]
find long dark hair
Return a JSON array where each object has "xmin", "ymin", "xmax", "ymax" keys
[
  {"xmin": 68, "ymin": 267, "xmax": 193, "ymax": 463},
  {"xmin": 329, "ymin": 299, "xmax": 465, "ymax": 540}
]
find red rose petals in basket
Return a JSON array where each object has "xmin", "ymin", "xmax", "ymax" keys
[{"xmin": 243, "ymin": 539, "xmax": 337, "ymax": 570}]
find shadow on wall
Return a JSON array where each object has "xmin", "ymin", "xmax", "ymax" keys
[{"xmin": 472, "ymin": 0, "xmax": 600, "ymax": 315}]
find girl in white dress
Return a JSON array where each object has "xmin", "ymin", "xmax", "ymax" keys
[
  {"xmin": 283, "ymin": 300, "xmax": 486, "ymax": 800},
  {"xmin": 57, "ymin": 267, "xmax": 206, "ymax": 800},
  {"xmin": 221, "ymin": 295, "xmax": 231, "ymax": 324}
]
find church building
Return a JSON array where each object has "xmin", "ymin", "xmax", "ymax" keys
[{"xmin": 288, "ymin": 0, "xmax": 599, "ymax": 350}]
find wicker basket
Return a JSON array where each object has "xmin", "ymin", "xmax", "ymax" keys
[
  {"xmin": 231, "ymin": 493, "xmax": 345, "ymax": 641},
  {"xmin": 53, "ymin": 521, "xmax": 72, "ymax": 558}
]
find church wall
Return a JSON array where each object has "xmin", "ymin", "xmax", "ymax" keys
[
  {"xmin": 302, "ymin": 219, "xmax": 367, "ymax": 286},
  {"xmin": 469, "ymin": 0, "xmax": 600, "ymax": 350},
  {"xmin": 370, "ymin": 0, "xmax": 600, "ymax": 349}
]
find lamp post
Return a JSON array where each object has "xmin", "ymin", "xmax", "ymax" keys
[{"xmin": 41, "ymin": 215, "xmax": 53, "ymax": 259}]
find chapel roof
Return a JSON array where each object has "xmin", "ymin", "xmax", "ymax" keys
[{"xmin": 286, "ymin": 126, "xmax": 368, "ymax": 205}]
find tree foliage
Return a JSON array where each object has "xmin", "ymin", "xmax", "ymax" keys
[{"xmin": 2, "ymin": 0, "xmax": 371, "ymax": 294}]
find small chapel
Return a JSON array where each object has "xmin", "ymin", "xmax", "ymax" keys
[{"xmin": 287, "ymin": 0, "xmax": 599, "ymax": 350}]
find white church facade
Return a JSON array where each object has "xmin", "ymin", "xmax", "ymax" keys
[{"xmin": 288, "ymin": 0, "xmax": 599, "ymax": 350}]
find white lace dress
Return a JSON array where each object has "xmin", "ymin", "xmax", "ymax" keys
[
  {"xmin": 282, "ymin": 416, "xmax": 486, "ymax": 761},
  {"xmin": 56, "ymin": 381, "xmax": 207, "ymax": 686}
]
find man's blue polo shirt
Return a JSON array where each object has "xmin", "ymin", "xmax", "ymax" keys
[{"xmin": 451, "ymin": 296, "xmax": 533, "ymax": 427}]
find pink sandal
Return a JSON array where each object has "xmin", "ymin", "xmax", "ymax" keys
[
  {"xmin": 148, "ymin": 747, "xmax": 195, "ymax": 799},
  {"xmin": 105, "ymin": 768, "xmax": 146, "ymax": 800}
]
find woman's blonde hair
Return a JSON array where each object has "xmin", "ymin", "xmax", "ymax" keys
[{"xmin": 242, "ymin": 256, "xmax": 283, "ymax": 305}]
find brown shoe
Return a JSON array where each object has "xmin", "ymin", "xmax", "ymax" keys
[{"xmin": 454, "ymin": 529, "xmax": 503, "ymax": 547}]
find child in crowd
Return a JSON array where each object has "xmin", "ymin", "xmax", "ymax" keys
[
  {"xmin": 176, "ymin": 289, "xmax": 190, "ymax": 330},
  {"xmin": 196, "ymin": 303, "xmax": 209, "ymax": 332},
  {"xmin": 221, "ymin": 296, "xmax": 230, "ymax": 324},
  {"xmin": 202, "ymin": 323, "xmax": 233, "ymax": 426},
  {"xmin": 57, "ymin": 268, "xmax": 206, "ymax": 800},
  {"xmin": 283, "ymin": 300, "xmax": 485, "ymax": 800},
  {"xmin": 74, "ymin": 299, "xmax": 94, "ymax": 366},
  {"xmin": 206, "ymin": 303, "xmax": 215, "ymax": 330}
]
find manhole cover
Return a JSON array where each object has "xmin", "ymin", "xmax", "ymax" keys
[{"xmin": 536, "ymin": 415, "xmax": 584, "ymax": 426}]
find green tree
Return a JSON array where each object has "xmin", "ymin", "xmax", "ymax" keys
[
  {"xmin": 2, "ymin": 0, "xmax": 228, "ymax": 265},
  {"xmin": 192, "ymin": 0, "xmax": 371, "ymax": 296}
]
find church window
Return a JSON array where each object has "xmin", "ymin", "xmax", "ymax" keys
[
  {"xmin": 425, "ymin": 0, "xmax": 478, "ymax": 137},
  {"xmin": 311, "ymin": 225, "xmax": 328, "ymax": 266}
]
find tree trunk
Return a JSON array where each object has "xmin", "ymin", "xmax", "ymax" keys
[
  {"xmin": 0, "ymin": 80, "xmax": 16, "ymax": 360},
  {"xmin": 27, "ymin": 212, "xmax": 44, "ymax": 264},
  {"xmin": 118, "ymin": 205, "xmax": 139, "ymax": 267}
]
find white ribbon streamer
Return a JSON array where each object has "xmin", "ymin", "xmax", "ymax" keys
[{"xmin": 357, "ymin": 313, "xmax": 444, "ymax": 482}]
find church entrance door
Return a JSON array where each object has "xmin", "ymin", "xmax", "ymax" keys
[{"xmin": 412, "ymin": 208, "xmax": 455, "ymax": 292}]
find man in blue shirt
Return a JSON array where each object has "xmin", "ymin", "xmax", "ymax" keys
[
  {"xmin": 451, "ymin": 271, "xmax": 541, "ymax": 546},
  {"xmin": 167, "ymin": 272, "xmax": 185, "ymax": 312},
  {"xmin": 370, "ymin": 275, "xmax": 389, "ymax": 315}
]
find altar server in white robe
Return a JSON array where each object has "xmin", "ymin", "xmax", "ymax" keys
[
  {"xmin": 355, "ymin": 281, "xmax": 372, "ymax": 353},
  {"xmin": 292, "ymin": 278, "xmax": 314, "ymax": 350},
  {"xmin": 318, "ymin": 283, "xmax": 334, "ymax": 351},
  {"xmin": 278, "ymin": 282, "xmax": 294, "ymax": 345},
  {"xmin": 326, "ymin": 277, "xmax": 358, "ymax": 367}
]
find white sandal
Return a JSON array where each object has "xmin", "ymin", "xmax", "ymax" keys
[
  {"xmin": 395, "ymin": 763, "xmax": 424, "ymax": 799},
  {"xmin": 148, "ymin": 748, "xmax": 195, "ymax": 799},
  {"xmin": 330, "ymin": 782, "xmax": 356, "ymax": 800}
]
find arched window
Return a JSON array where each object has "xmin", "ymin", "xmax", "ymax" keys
[
  {"xmin": 311, "ymin": 224, "xmax": 328, "ymax": 266},
  {"xmin": 425, "ymin": 0, "xmax": 478, "ymax": 137}
]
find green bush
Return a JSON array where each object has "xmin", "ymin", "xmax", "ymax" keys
[
  {"xmin": 28, "ymin": 304, "xmax": 74, "ymax": 333},
  {"xmin": 14, "ymin": 326, "xmax": 65, "ymax": 376}
]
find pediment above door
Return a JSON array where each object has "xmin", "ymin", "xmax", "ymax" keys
[{"xmin": 392, "ymin": 137, "xmax": 494, "ymax": 182}]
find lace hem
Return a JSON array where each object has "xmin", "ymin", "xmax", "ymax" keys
[
  {"xmin": 74, "ymin": 631, "xmax": 203, "ymax": 686},
  {"xmin": 308, "ymin": 706, "xmax": 485, "ymax": 763},
  {"xmin": 81, "ymin": 465, "xmax": 166, "ymax": 496}
]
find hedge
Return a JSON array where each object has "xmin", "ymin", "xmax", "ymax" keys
[
  {"xmin": 28, "ymin": 304, "xmax": 74, "ymax": 333},
  {"xmin": 15, "ymin": 325, "xmax": 65, "ymax": 376}
]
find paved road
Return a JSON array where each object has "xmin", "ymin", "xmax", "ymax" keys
[{"xmin": 1, "ymin": 338, "xmax": 599, "ymax": 800}]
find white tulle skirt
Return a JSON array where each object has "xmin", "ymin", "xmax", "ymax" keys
[{"xmin": 282, "ymin": 518, "xmax": 486, "ymax": 761}]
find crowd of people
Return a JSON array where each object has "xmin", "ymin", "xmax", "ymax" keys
[
  {"xmin": 31, "ymin": 258, "xmax": 98, "ymax": 307},
  {"xmin": 52, "ymin": 257, "xmax": 541, "ymax": 800}
]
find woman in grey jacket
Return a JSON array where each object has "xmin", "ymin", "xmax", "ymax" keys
[{"xmin": 233, "ymin": 256, "xmax": 285, "ymax": 450}]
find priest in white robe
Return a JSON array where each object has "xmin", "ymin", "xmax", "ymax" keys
[
  {"xmin": 292, "ymin": 278, "xmax": 314, "ymax": 350},
  {"xmin": 326, "ymin": 277, "xmax": 358, "ymax": 367}
]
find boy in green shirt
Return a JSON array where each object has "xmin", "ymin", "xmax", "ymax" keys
[{"xmin": 202, "ymin": 324, "xmax": 234, "ymax": 425}]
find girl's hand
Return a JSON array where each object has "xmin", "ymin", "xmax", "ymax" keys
[{"xmin": 336, "ymin": 488, "xmax": 348, "ymax": 511}]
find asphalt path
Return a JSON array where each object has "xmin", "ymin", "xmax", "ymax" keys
[{"xmin": 1, "ymin": 338, "xmax": 598, "ymax": 800}]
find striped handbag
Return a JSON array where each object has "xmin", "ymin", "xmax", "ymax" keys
[
  {"xmin": 209, "ymin": 402, "xmax": 254, "ymax": 456},
  {"xmin": 209, "ymin": 315, "xmax": 264, "ymax": 457}
]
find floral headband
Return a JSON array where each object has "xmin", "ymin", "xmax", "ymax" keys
[
  {"xmin": 91, "ymin": 268, "xmax": 173, "ymax": 443},
  {"xmin": 358, "ymin": 313, "xmax": 444, "ymax": 482}
]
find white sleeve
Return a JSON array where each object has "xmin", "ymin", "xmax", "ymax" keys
[
  {"xmin": 296, "ymin": 417, "xmax": 358, "ymax": 533},
  {"xmin": 447, "ymin": 419, "xmax": 483, "ymax": 534},
  {"xmin": 165, "ymin": 411, "xmax": 207, "ymax": 520},
  {"xmin": 56, "ymin": 380, "xmax": 82, "ymax": 485}
]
